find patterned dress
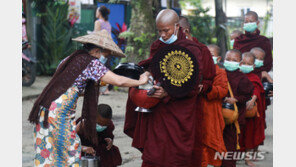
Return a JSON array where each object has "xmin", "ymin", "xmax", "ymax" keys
[{"xmin": 33, "ymin": 59, "xmax": 108, "ymax": 167}]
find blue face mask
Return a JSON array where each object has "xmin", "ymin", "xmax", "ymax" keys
[
  {"xmin": 224, "ymin": 60, "xmax": 240, "ymax": 71},
  {"xmin": 212, "ymin": 57, "xmax": 218, "ymax": 64},
  {"xmin": 96, "ymin": 124, "xmax": 107, "ymax": 132},
  {"xmin": 159, "ymin": 24, "xmax": 178, "ymax": 44},
  {"xmin": 254, "ymin": 59, "xmax": 264, "ymax": 68},
  {"xmin": 99, "ymin": 55, "xmax": 108, "ymax": 64},
  {"xmin": 230, "ymin": 39, "xmax": 234, "ymax": 48},
  {"xmin": 239, "ymin": 65, "xmax": 254, "ymax": 73},
  {"xmin": 243, "ymin": 22, "xmax": 258, "ymax": 33}
]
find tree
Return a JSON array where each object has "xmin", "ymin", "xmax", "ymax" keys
[
  {"xmin": 215, "ymin": 0, "xmax": 228, "ymax": 58},
  {"xmin": 121, "ymin": 0, "xmax": 159, "ymax": 63}
]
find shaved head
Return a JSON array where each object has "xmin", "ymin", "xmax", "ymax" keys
[
  {"xmin": 156, "ymin": 9, "xmax": 179, "ymax": 26},
  {"xmin": 250, "ymin": 47, "xmax": 266, "ymax": 60},
  {"xmin": 226, "ymin": 49, "xmax": 242, "ymax": 61},
  {"xmin": 178, "ymin": 16, "xmax": 190, "ymax": 31},
  {"xmin": 207, "ymin": 44, "xmax": 220, "ymax": 57},
  {"xmin": 231, "ymin": 30, "xmax": 243, "ymax": 36},
  {"xmin": 242, "ymin": 52, "xmax": 256, "ymax": 64},
  {"xmin": 246, "ymin": 11, "xmax": 258, "ymax": 21},
  {"xmin": 156, "ymin": 9, "xmax": 180, "ymax": 42}
]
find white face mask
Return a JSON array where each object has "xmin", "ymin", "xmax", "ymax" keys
[
  {"xmin": 159, "ymin": 24, "xmax": 178, "ymax": 44},
  {"xmin": 99, "ymin": 55, "xmax": 108, "ymax": 64}
]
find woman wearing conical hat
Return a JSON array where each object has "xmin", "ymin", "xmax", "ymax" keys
[{"xmin": 28, "ymin": 30, "xmax": 149, "ymax": 167}]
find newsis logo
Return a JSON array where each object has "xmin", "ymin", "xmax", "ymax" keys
[{"xmin": 214, "ymin": 151, "xmax": 266, "ymax": 161}]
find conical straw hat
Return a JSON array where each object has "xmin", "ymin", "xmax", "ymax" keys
[{"xmin": 72, "ymin": 29, "xmax": 126, "ymax": 57}]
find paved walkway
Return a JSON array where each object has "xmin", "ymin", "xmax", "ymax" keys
[{"xmin": 22, "ymin": 77, "xmax": 273, "ymax": 167}]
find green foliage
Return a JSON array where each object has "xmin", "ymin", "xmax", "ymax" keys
[
  {"xmin": 120, "ymin": 31, "xmax": 155, "ymax": 63},
  {"xmin": 38, "ymin": 1, "xmax": 75, "ymax": 75},
  {"xmin": 179, "ymin": 0, "xmax": 215, "ymax": 44}
]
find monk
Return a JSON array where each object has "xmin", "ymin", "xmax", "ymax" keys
[
  {"xmin": 238, "ymin": 52, "xmax": 266, "ymax": 167},
  {"xmin": 196, "ymin": 44, "xmax": 228, "ymax": 167},
  {"xmin": 179, "ymin": 16, "xmax": 227, "ymax": 167},
  {"xmin": 222, "ymin": 49, "xmax": 254, "ymax": 167},
  {"xmin": 230, "ymin": 30, "xmax": 243, "ymax": 49},
  {"xmin": 233, "ymin": 11, "xmax": 273, "ymax": 79},
  {"xmin": 124, "ymin": 9, "xmax": 216, "ymax": 167}
]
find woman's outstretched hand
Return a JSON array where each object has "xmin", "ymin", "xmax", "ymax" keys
[{"xmin": 139, "ymin": 71, "xmax": 151, "ymax": 85}]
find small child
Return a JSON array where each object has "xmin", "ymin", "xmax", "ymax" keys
[
  {"xmin": 221, "ymin": 49, "xmax": 254, "ymax": 167},
  {"xmin": 230, "ymin": 30, "xmax": 243, "ymax": 49},
  {"xmin": 76, "ymin": 104, "xmax": 122, "ymax": 167},
  {"xmin": 238, "ymin": 52, "xmax": 266, "ymax": 167}
]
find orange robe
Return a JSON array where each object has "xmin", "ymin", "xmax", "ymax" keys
[{"xmin": 201, "ymin": 65, "xmax": 228, "ymax": 167}]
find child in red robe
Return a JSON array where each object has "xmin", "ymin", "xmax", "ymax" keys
[
  {"xmin": 222, "ymin": 49, "xmax": 254, "ymax": 167},
  {"xmin": 76, "ymin": 104, "xmax": 122, "ymax": 167},
  {"xmin": 238, "ymin": 52, "xmax": 266, "ymax": 167}
]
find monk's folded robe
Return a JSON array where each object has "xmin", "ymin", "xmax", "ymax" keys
[
  {"xmin": 201, "ymin": 64, "xmax": 228, "ymax": 167},
  {"xmin": 233, "ymin": 29, "xmax": 273, "ymax": 78},
  {"xmin": 221, "ymin": 69, "xmax": 254, "ymax": 167},
  {"xmin": 239, "ymin": 72, "xmax": 266, "ymax": 150},
  {"xmin": 124, "ymin": 28, "xmax": 216, "ymax": 167},
  {"xmin": 77, "ymin": 118, "xmax": 122, "ymax": 167}
]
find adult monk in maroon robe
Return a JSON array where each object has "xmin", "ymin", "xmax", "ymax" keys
[
  {"xmin": 222, "ymin": 50, "xmax": 254, "ymax": 167},
  {"xmin": 124, "ymin": 9, "xmax": 216, "ymax": 167},
  {"xmin": 238, "ymin": 52, "xmax": 266, "ymax": 167},
  {"xmin": 233, "ymin": 11, "xmax": 272, "ymax": 79}
]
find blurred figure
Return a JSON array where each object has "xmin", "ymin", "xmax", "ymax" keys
[{"xmin": 230, "ymin": 30, "xmax": 242, "ymax": 49}]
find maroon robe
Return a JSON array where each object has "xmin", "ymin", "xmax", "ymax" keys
[
  {"xmin": 239, "ymin": 73, "xmax": 266, "ymax": 150},
  {"xmin": 124, "ymin": 28, "xmax": 216, "ymax": 167},
  {"xmin": 76, "ymin": 118, "xmax": 122, "ymax": 167},
  {"xmin": 233, "ymin": 29, "xmax": 273, "ymax": 78},
  {"xmin": 221, "ymin": 70, "xmax": 254, "ymax": 167}
]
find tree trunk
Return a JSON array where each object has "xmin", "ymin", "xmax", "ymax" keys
[
  {"xmin": 166, "ymin": 0, "xmax": 171, "ymax": 9},
  {"xmin": 126, "ymin": 0, "xmax": 157, "ymax": 63},
  {"xmin": 215, "ymin": 0, "xmax": 228, "ymax": 58}
]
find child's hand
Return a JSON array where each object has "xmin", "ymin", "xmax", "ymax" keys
[
  {"xmin": 224, "ymin": 97, "xmax": 238, "ymax": 104},
  {"xmin": 105, "ymin": 138, "xmax": 113, "ymax": 150},
  {"xmin": 246, "ymin": 100, "xmax": 255, "ymax": 110},
  {"xmin": 82, "ymin": 146, "xmax": 96, "ymax": 156}
]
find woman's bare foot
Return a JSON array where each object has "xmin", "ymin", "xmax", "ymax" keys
[{"xmin": 245, "ymin": 160, "xmax": 256, "ymax": 167}]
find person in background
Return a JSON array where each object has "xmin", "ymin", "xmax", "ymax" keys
[
  {"xmin": 94, "ymin": 6, "xmax": 111, "ymax": 33},
  {"xmin": 22, "ymin": 13, "xmax": 28, "ymax": 42},
  {"xmin": 94, "ymin": 5, "xmax": 113, "ymax": 95},
  {"xmin": 76, "ymin": 104, "xmax": 122, "ymax": 167},
  {"xmin": 230, "ymin": 30, "xmax": 243, "ymax": 49}
]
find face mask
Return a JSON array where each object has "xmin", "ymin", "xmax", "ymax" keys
[
  {"xmin": 230, "ymin": 39, "xmax": 234, "ymax": 48},
  {"xmin": 239, "ymin": 65, "xmax": 254, "ymax": 73},
  {"xmin": 212, "ymin": 57, "xmax": 218, "ymax": 64},
  {"xmin": 243, "ymin": 22, "xmax": 258, "ymax": 33},
  {"xmin": 254, "ymin": 59, "xmax": 264, "ymax": 68},
  {"xmin": 99, "ymin": 55, "xmax": 108, "ymax": 64},
  {"xmin": 96, "ymin": 124, "xmax": 107, "ymax": 132},
  {"xmin": 159, "ymin": 24, "xmax": 178, "ymax": 44},
  {"xmin": 224, "ymin": 60, "xmax": 240, "ymax": 71}
]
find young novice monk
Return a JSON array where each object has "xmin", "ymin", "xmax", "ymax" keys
[
  {"xmin": 238, "ymin": 52, "xmax": 266, "ymax": 167},
  {"xmin": 76, "ymin": 104, "xmax": 122, "ymax": 167},
  {"xmin": 222, "ymin": 49, "xmax": 254, "ymax": 167},
  {"xmin": 250, "ymin": 47, "xmax": 273, "ymax": 83},
  {"xmin": 198, "ymin": 44, "xmax": 229, "ymax": 167},
  {"xmin": 230, "ymin": 30, "xmax": 243, "ymax": 49}
]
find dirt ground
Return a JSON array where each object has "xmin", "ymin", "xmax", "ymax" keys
[{"xmin": 22, "ymin": 79, "xmax": 273, "ymax": 167}]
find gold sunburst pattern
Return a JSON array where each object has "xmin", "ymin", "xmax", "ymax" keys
[{"xmin": 159, "ymin": 50, "xmax": 194, "ymax": 87}]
